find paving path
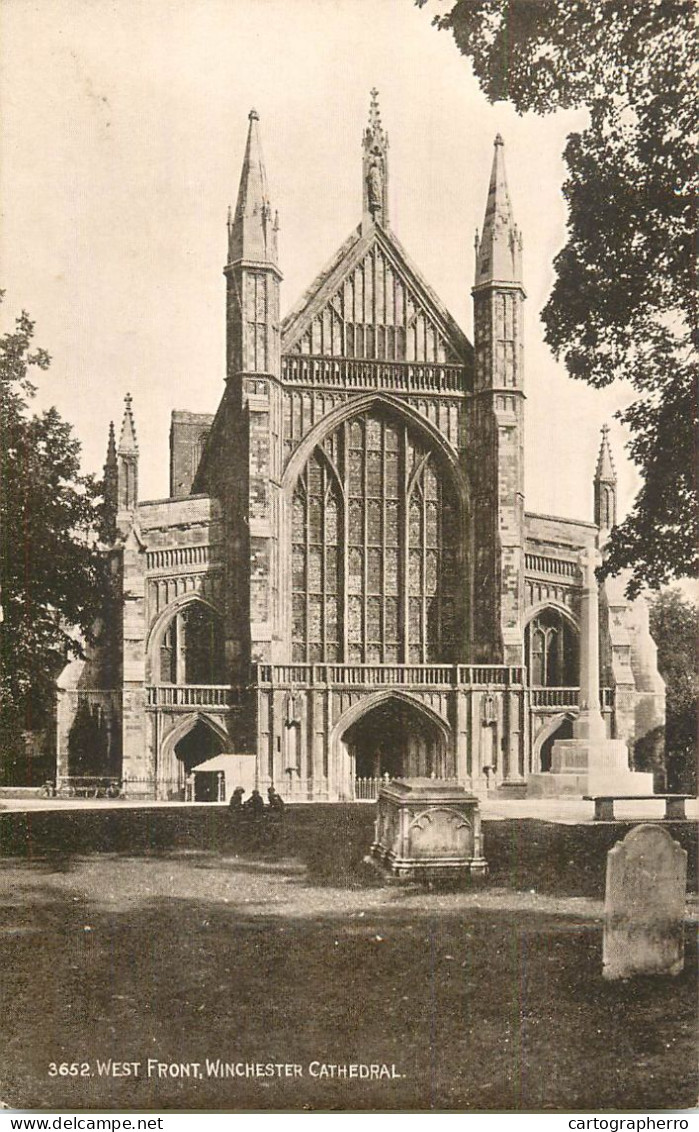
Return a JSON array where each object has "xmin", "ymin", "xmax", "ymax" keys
[{"xmin": 2, "ymin": 794, "xmax": 697, "ymax": 824}]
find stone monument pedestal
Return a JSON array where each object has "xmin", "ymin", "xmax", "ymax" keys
[
  {"xmin": 528, "ymin": 721, "xmax": 654, "ymax": 797},
  {"xmin": 529, "ymin": 736, "xmax": 654, "ymax": 797},
  {"xmin": 370, "ymin": 778, "xmax": 488, "ymax": 880},
  {"xmin": 527, "ymin": 542, "xmax": 655, "ymax": 799},
  {"xmin": 553, "ymin": 736, "xmax": 652, "ymax": 794}
]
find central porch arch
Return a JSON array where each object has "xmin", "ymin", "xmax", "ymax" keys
[{"xmin": 331, "ymin": 690, "xmax": 451, "ymax": 798}]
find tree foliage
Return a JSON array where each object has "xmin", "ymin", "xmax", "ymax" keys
[
  {"xmin": 648, "ymin": 587, "xmax": 697, "ymax": 792},
  {"xmin": 0, "ymin": 297, "xmax": 108, "ymax": 778},
  {"xmin": 419, "ymin": 0, "xmax": 697, "ymax": 593}
]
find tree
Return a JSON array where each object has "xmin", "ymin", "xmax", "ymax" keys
[
  {"xmin": 418, "ymin": 0, "xmax": 697, "ymax": 594},
  {"xmin": 648, "ymin": 587, "xmax": 697, "ymax": 793},
  {"xmin": 0, "ymin": 297, "xmax": 108, "ymax": 782}
]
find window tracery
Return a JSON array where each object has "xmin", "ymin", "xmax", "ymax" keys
[
  {"xmin": 158, "ymin": 602, "xmax": 226, "ymax": 684},
  {"xmin": 525, "ymin": 608, "xmax": 578, "ymax": 687},
  {"xmin": 291, "ymin": 409, "xmax": 459, "ymax": 663}
]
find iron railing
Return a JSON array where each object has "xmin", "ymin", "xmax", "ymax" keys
[{"xmin": 354, "ymin": 774, "xmax": 459, "ymax": 800}]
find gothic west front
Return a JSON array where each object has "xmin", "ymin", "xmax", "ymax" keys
[{"xmin": 56, "ymin": 94, "xmax": 664, "ymax": 802}]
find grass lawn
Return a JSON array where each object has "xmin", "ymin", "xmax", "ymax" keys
[{"xmin": 1, "ymin": 806, "xmax": 696, "ymax": 1113}]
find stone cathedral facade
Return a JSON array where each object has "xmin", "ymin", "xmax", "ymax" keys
[{"xmin": 57, "ymin": 95, "xmax": 665, "ymax": 801}]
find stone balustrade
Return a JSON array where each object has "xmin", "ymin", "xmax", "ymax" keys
[
  {"xmin": 530, "ymin": 686, "xmax": 613, "ymax": 709},
  {"xmin": 254, "ymin": 663, "xmax": 524, "ymax": 687},
  {"xmin": 282, "ymin": 355, "xmax": 466, "ymax": 394},
  {"xmin": 145, "ymin": 675, "xmax": 614, "ymax": 710},
  {"xmin": 147, "ymin": 685, "xmax": 232, "ymax": 707}
]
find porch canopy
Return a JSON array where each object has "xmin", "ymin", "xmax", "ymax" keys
[{"xmin": 190, "ymin": 752, "xmax": 256, "ymax": 801}]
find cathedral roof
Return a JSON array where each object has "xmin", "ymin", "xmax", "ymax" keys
[{"xmin": 281, "ymin": 221, "xmax": 472, "ymax": 364}]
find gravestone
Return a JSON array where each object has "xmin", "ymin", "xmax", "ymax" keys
[{"xmin": 603, "ymin": 823, "xmax": 687, "ymax": 980}]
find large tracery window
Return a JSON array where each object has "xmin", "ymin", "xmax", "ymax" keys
[{"xmin": 291, "ymin": 409, "xmax": 459, "ymax": 664}]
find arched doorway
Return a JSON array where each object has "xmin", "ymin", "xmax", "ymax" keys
[
  {"xmin": 342, "ymin": 695, "xmax": 448, "ymax": 791},
  {"xmin": 175, "ymin": 719, "xmax": 222, "ymax": 772},
  {"xmin": 159, "ymin": 714, "xmax": 228, "ymax": 800}
]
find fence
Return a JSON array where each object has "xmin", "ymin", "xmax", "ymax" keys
[
  {"xmin": 353, "ymin": 774, "xmax": 459, "ymax": 801},
  {"xmin": 121, "ymin": 776, "xmax": 182, "ymax": 800},
  {"xmin": 258, "ymin": 775, "xmax": 330, "ymax": 802}
]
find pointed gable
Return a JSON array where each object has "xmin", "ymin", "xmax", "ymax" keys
[{"xmin": 281, "ymin": 224, "xmax": 471, "ymax": 367}]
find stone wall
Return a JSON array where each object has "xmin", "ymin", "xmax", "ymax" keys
[
  {"xmin": 254, "ymin": 679, "xmax": 526, "ymax": 801},
  {"xmin": 169, "ymin": 411, "xmax": 215, "ymax": 499},
  {"xmin": 524, "ymin": 514, "xmax": 594, "ymax": 620},
  {"xmin": 470, "ymin": 285, "xmax": 526, "ymax": 668}
]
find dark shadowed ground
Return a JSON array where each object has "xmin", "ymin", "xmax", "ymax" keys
[{"xmin": 1, "ymin": 805, "xmax": 696, "ymax": 1112}]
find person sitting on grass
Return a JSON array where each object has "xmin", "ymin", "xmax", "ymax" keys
[
  {"xmin": 267, "ymin": 786, "xmax": 284, "ymax": 811},
  {"xmin": 244, "ymin": 789, "xmax": 265, "ymax": 817},
  {"xmin": 228, "ymin": 786, "xmax": 245, "ymax": 813}
]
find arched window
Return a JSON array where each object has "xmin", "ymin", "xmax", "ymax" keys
[
  {"xmin": 525, "ymin": 608, "xmax": 578, "ymax": 687},
  {"xmin": 160, "ymin": 621, "xmax": 177, "ymax": 683},
  {"xmin": 601, "ymin": 485, "xmax": 615, "ymax": 529},
  {"xmin": 158, "ymin": 602, "xmax": 225, "ymax": 684},
  {"xmin": 291, "ymin": 409, "xmax": 459, "ymax": 663}
]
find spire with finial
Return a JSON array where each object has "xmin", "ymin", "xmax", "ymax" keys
[
  {"xmin": 105, "ymin": 420, "xmax": 117, "ymax": 467},
  {"xmin": 368, "ymin": 87, "xmax": 382, "ymax": 131},
  {"xmin": 474, "ymin": 134, "xmax": 523, "ymax": 288},
  {"xmin": 362, "ymin": 88, "xmax": 389, "ymax": 231},
  {"xmin": 594, "ymin": 423, "xmax": 617, "ymax": 531},
  {"xmin": 469, "ymin": 131, "xmax": 526, "ymax": 664},
  {"xmin": 118, "ymin": 392, "xmax": 138, "ymax": 455},
  {"xmin": 595, "ymin": 423, "xmax": 616, "ymax": 481},
  {"xmin": 227, "ymin": 108, "xmax": 278, "ymax": 267},
  {"xmin": 102, "ymin": 420, "xmax": 118, "ymax": 544},
  {"xmin": 116, "ymin": 394, "xmax": 138, "ymax": 524},
  {"xmin": 224, "ymin": 108, "xmax": 282, "ymax": 387}
]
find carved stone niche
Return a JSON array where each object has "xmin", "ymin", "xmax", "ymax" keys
[{"xmin": 371, "ymin": 778, "xmax": 488, "ymax": 881}]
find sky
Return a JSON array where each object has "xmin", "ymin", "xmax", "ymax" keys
[{"xmin": 0, "ymin": 0, "xmax": 640, "ymax": 520}]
